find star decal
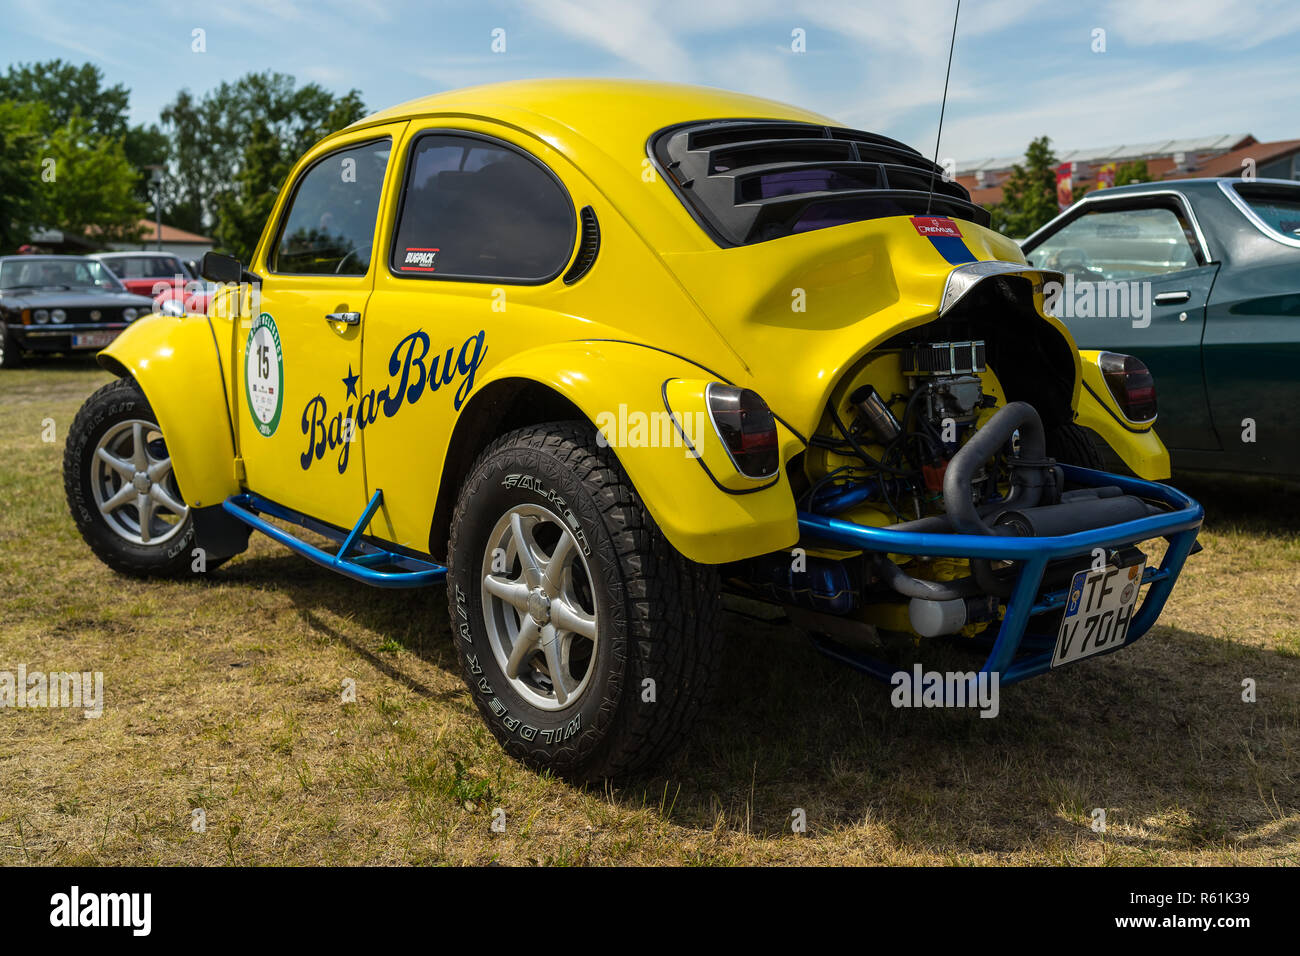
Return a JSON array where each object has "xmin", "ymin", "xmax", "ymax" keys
[{"xmin": 342, "ymin": 365, "xmax": 359, "ymax": 399}]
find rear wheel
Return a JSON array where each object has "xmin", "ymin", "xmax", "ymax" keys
[
  {"xmin": 446, "ymin": 422, "xmax": 722, "ymax": 781},
  {"xmin": 1047, "ymin": 422, "xmax": 1104, "ymax": 469},
  {"xmin": 64, "ymin": 377, "xmax": 197, "ymax": 576}
]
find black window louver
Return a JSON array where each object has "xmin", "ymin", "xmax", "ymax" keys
[
  {"xmin": 563, "ymin": 205, "xmax": 600, "ymax": 284},
  {"xmin": 650, "ymin": 119, "xmax": 990, "ymax": 246}
]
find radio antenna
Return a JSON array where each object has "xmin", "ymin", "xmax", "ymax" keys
[{"xmin": 926, "ymin": 0, "xmax": 961, "ymax": 214}]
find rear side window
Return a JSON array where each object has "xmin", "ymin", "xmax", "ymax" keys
[
  {"xmin": 272, "ymin": 139, "xmax": 391, "ymax": 276},
  {"xmin": 390, "ymin": 133, "xmax": 575, "ymax": 282},
  {"xmin": 1233, "ymin": 184, "xmax": 1300, "ymax": 240},
  {"xmin": 1026, "ymin": 205, "xmax": 1201, "ymax": 280},
  {"xmin": 109, "ymin": 256, "xmax": 184, "ymax": 278},
  {"xmin": 650, "ymin": 120, "xmax": 988, "ymax": 246}
]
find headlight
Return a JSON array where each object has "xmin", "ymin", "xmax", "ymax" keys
[
  {"xmin": 158, "ymin": 300, "xmax": 184, "ymax": 317},
  {"xmin": 51, "ymin": 309, "xmax": 66, "ymax": 324},
  {"xmin": 123, "ymin": 307, "xmax": 139, "ymax": 321},
  {"xmin": 33, "ymin": 309, "xmax": 49, "ymax": 324},
  {"xmin": 705, "ymin": 383, "xmax": 779, "ymax": 479}
]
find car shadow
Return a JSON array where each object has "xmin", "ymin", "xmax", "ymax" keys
[{"xmin": 212, "ymin": 523, "xmax": 1297, "ymax": 859}]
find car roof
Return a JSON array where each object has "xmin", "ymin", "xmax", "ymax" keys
[
  {"xmin": 0, "ymin": 254, "xmax": 96, "ymax": 263},
  {"xmin": 350, "ymin": 78, "xmax": 837, "ymax": 155},
  {"xmin": 93, "ymin": 251, "xmax": 179, "ymax": 258},
  {"xmin": 1088, "ymin": 176, "xmax": 1300, "ymax": 197}
]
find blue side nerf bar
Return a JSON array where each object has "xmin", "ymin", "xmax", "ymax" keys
[
  {"xmin": 222, "ymin": 490, "xmax": 447, "ymax": 588},
  {"xmin": 796, "ymin": 465, "xmax": 1203, "ymax": 686}
]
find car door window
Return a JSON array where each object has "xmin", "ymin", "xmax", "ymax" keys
[
  {"xmin": 389, "ymin": 133, "xmax": 575, "ymax": 282},
  {"xmin": 272, "ymin": 139, "xmax": 391, "ymax": 276},
  {"xmin": 1028, "ymin": 205, "xmax": 1200, "ymax": 280}
]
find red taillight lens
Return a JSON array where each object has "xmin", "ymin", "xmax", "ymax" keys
[
  {"xmin": 1099, "ymin": 352, "xmax": 1157, "ymax": 424},
  {"xmin": 706, "ymin": 384, "xmax": 779, "ymax": 479}
]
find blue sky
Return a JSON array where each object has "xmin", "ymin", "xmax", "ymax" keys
[{"xmin": 3, "ymin": 0, "xmax": 1299, "ymax": 162}]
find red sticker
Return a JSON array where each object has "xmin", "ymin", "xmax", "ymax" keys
[{"xmin": 910, "ymin": 216, "xmax": 962, "ymax": 238}]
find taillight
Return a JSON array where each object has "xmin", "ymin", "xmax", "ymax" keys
[
  {"xmin": 1099, "ymin": 352, "xmax": 1157, "ymax": 424},
  {"xmin": 705, "ymin": 383, "xmax": 779, "ymax": 479}
]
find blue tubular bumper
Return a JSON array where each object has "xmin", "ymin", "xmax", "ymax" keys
[
  {"xmin": 796, "ymin": 465, "xmax": 1203, "ymax": 685},
  {"xmin": 222, "ymin": 490, "xmax": 447, "ymax": 588}
]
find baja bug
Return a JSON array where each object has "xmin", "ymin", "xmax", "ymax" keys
[{"xmin": 64, "ymin": 80, "xmax": 1202, "ymax": 780}]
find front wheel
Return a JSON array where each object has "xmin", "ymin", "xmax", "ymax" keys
[
  {"xmin": 446, "ymin": 422, "xmax": 722, "ymax": 781},
  {"xmin": 64, "ymin": 377, "xmax": 197, "ymax": 576}
]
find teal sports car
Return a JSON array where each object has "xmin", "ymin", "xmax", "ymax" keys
[{"xmin": 1022, "ymin": 177, "xmax": 1300, "ymax": 478}]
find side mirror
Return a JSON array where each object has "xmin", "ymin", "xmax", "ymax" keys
[{"xmin": 201, "ymin": 251, "xmax": 243, "ymax": 285}]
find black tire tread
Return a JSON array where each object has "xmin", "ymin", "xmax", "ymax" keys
[{"xmin": 447, "ymin": 421, "xmax": 722, "ymax": 781}]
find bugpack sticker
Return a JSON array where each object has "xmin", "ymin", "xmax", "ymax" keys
[
  {"xmin": 245, "ymin": 312, "xmax": 284, "ymax": 437},
  {"xmin": 401, "ymin": 247, "xmax": 440, "ymax": 271}
]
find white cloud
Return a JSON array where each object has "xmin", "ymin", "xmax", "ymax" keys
[{"xmin": 1102, "ymin": 0, "xmax": 1300, "ymax": 50}]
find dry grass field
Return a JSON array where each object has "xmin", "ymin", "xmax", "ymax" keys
[{"xmin": 1, "ymin": 362, "xmax": 1297, "ymax": 865}]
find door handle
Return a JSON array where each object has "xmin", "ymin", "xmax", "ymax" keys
[
  {"xmin": 1153, "ymin": 291, "xmax": 1190, "ymax": 305},
  {"xmin": 325, "ymin": 311, "xmax": 361, "ymax": 325}
]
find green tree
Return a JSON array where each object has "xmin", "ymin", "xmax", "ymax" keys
[
  {"xmin": 212, "ymin": 119, "xmax": 291, "ymax": 262},
  {"xmin": 0, "ymin": 60, "xmax": 129, "ymax": 138},
  {"xmin": 161, "ymin": 73, "xmax": 366, "ymax": 246},
  {"xmin": 989, "ymin": 135, "xmax": 1061, "ymax": 237},
  {"xmin": 1115, "ymin": 159, "xmax": 1151, "ymax": 186},
  {"xmin": 0, "ymin": 100, "xmax": 46, "ymax": 252},
  {"xmin": 39, "ymin": 115, "xmax": 145, "ymax": 243}
]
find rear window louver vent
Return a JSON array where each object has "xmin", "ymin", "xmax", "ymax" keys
[
  {"xmin": 563, "ymin": 205, "xmax": 600, "ymax": 284},
  {"xmin": 651, "ymin": 120, "xmax": 990, "ymax": 246}
]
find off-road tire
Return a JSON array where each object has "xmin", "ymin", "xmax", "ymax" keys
[
  {"xmin": 1047, "ymin": 422, "xmax": 1104, "ymax": 469},
  {"xmin": 64, "ymin": 377, "xmax": 198, "ymax": 577},
  {"xmin": 446, "ymin": 421, "xmax": 722, "ymax": 781}
]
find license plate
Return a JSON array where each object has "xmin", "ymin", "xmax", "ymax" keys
[
  {"xmin": 72, "ymin": 332, "xmax": 116, "ymax": 349},
  {"xmin": 1052, "ymin": 561, "xmax": 1146, "ymax": 668}
]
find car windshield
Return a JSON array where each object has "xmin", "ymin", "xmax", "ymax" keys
[
  {"xmin": 0, "ymin": 258, "xmax": 124, "ymax": 291},
  {"xmin": 1233, "ymin": 184, "xmax": 1300, "ymax": 240},
  {"xmin": 102, "ymin": 255, "xmax": 187, "ymax": 279}
]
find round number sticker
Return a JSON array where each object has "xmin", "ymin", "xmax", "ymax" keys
[{"xmin": 245, "ymin": 312, "xmax": 284, "ymax": 437}]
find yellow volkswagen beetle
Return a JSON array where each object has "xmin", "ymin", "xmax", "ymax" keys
[{"xmin": 64, "ymin": 80, "xmax": 1202, "ymax": 779}]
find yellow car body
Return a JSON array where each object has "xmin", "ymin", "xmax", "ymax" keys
[{"xmin": 99, "ymin": 79, "xmax": 1166, "ymax": 567}]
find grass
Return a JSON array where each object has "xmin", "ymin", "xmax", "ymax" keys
[{"xmin": 1, "ymin": 361, "xmax": 1297, "ymax": 865}]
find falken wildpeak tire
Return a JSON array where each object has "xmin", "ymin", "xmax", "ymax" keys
[
  {"xmin": 446, "ymin": 421, "xmax": 722, "ymax": 782},
  {"xmin": 1047, "ymin": 422, "xmax": 1105, "ymax": 470},
  {"xmin": 64, "ymin": 377, "xmax": 197, "ymax": 577}
]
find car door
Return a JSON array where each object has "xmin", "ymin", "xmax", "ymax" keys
[
  {"xmin": 359, "ymin": 125, "xmax": 581, "ymax": 552},
  {"xmin": 239, "ymin": 125, "xmax": 406, "ymax": 530},
  {"xmin": 1024, "ymin": 197, "xmax": 1221, "ymax": 452},
  {"xmin": 1202, "ymin": 181, "xmax": 1300, "ymax": 476}
]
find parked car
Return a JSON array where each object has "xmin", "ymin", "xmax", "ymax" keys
[
  {"xmin": 63, "ymin": 80, "xmax": 1201, "ymax": 779},
  {"xmin": 1022, "ymin": 178, "xmax": 1300, "ymax": 478},
  {"xmin": 0, "ymin": 255, "xmax": 155, "ymax": 368},
  {"xmin": 91, "ymin": 250, "xmax": 191, "ymax": 296}
]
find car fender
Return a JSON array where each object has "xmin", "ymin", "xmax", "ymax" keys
[
  {"xmin": 452, "ymin": 340, "xmax": 800, "ymax": 565},
  {"xmin": 1075, "ymin": 349, "xmax": 1170, "ymax": 480},
  {"xmin": 97, "ymin": 313, "xmax": 241, "ymax": 508}
]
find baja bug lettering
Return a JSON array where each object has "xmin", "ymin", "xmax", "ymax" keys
[{"xmin": 300, "ymin": 329, "xmax": 487, "ymax": 474}]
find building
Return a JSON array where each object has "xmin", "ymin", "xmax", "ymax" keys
[
  {"xmin": 955, "ymin": 134, "xmax": 1300, "ymax": 207},
  {"xmin": 105, "ymin": 219, "xmax": 215, "ymax": 259}
]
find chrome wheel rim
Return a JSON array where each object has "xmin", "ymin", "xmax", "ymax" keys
[
  {"xmin": 480, "ymin": 503, "xmax": 599, "ymax": 711},
  {"xmin": 90, "ymin": 419, "xmax": 189, "ymax": 546}
]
